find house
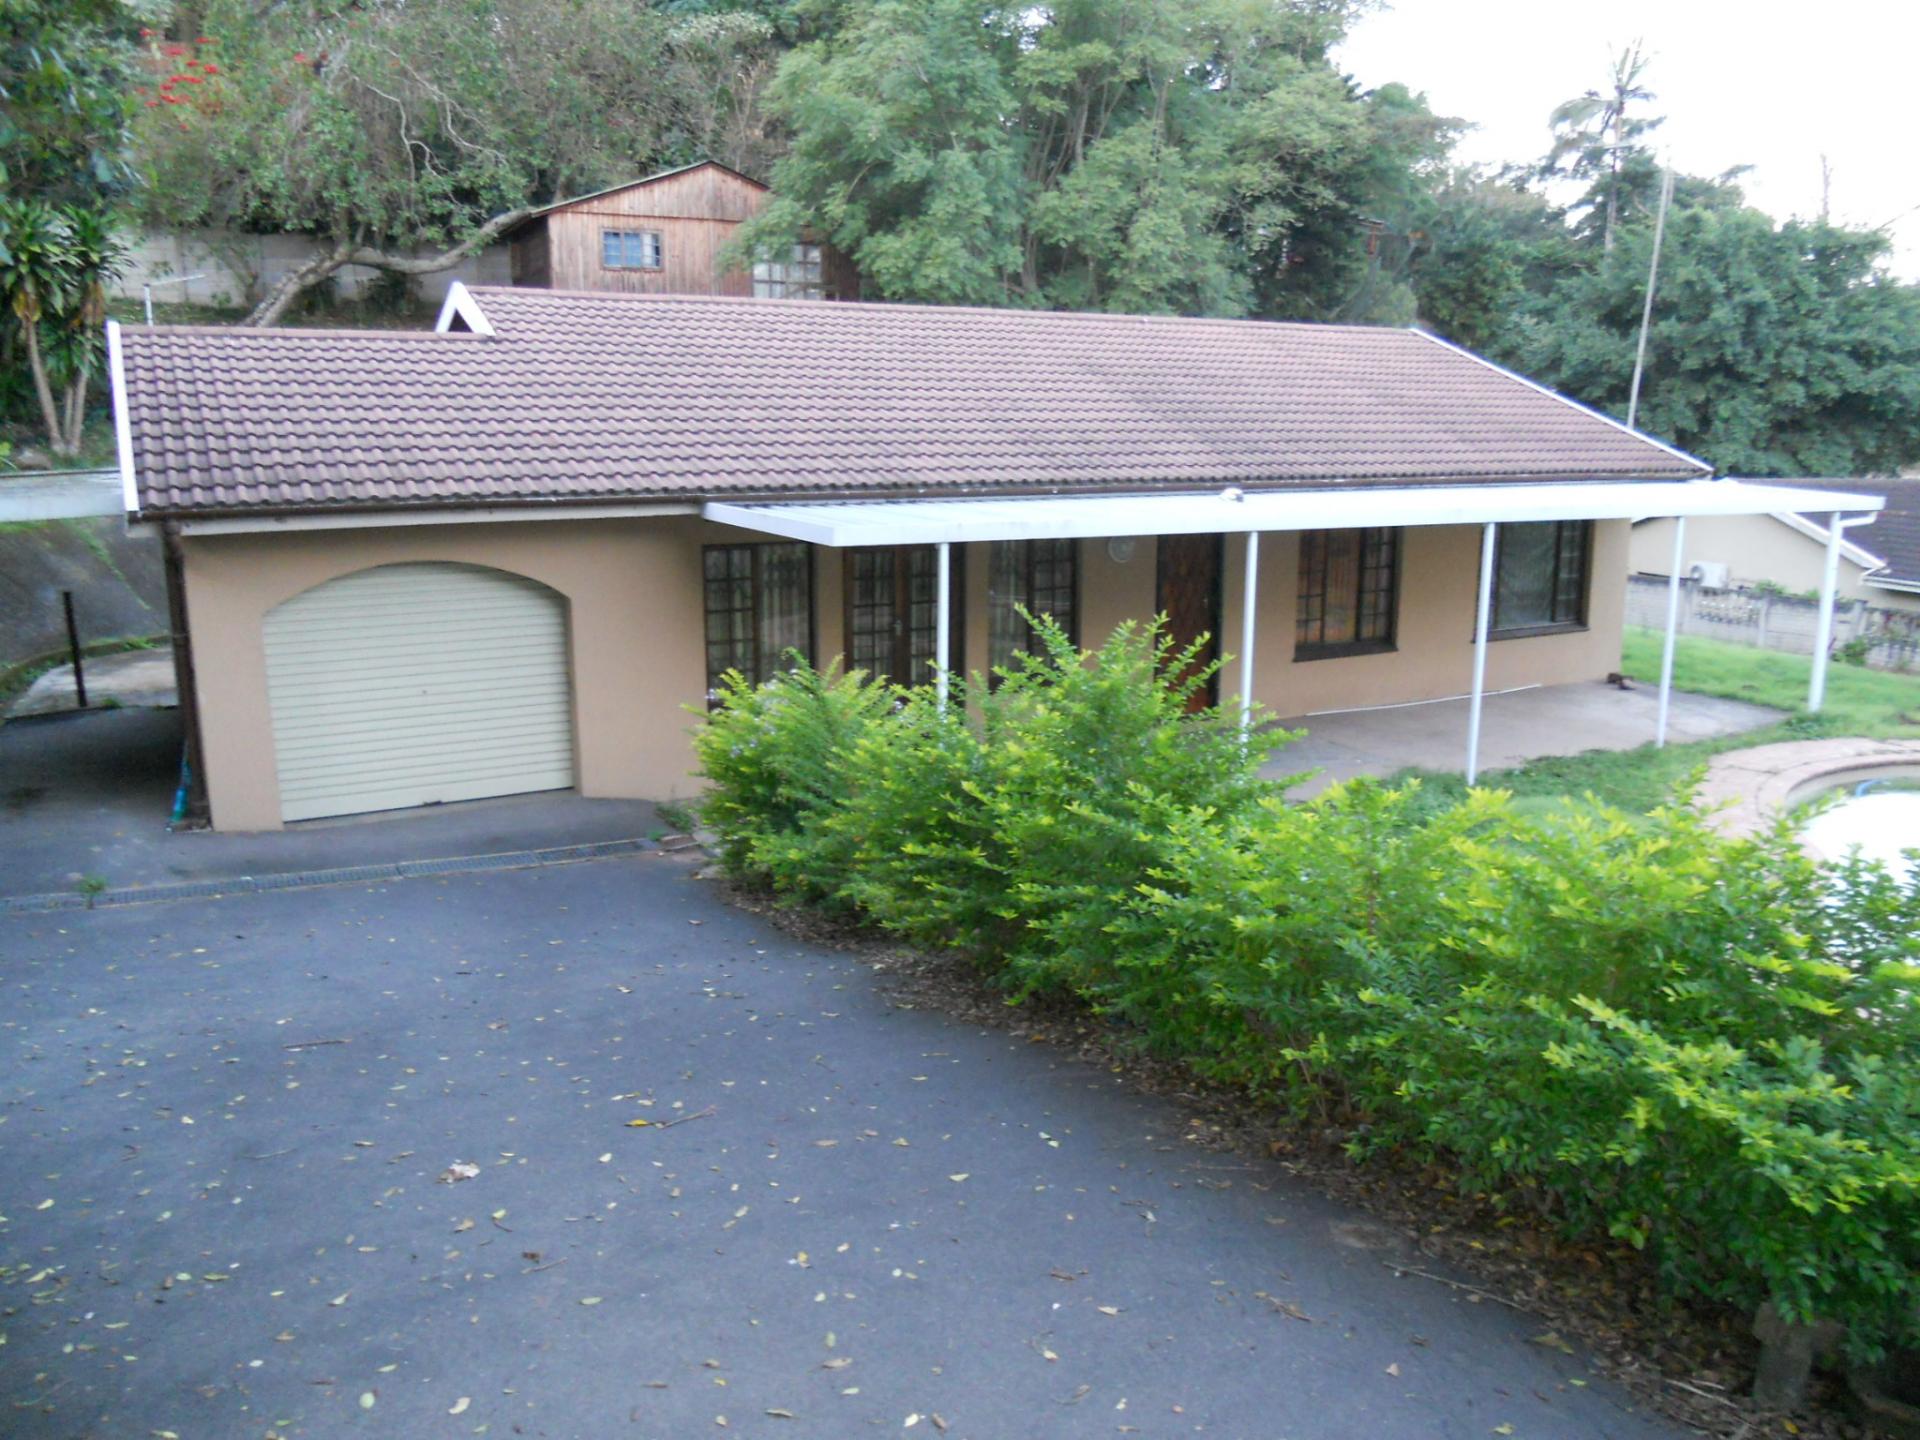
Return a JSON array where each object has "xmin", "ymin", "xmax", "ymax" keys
[
  {"xmin": 1630, "ymin": 478, "xmax": 1920, "ymax": 614},
  {"xmin": 108, "ymin": 286, "xmax": 1880, "ymax": 830},
  {"xmin": 502, "ymin": 160, "xmax": 860, "ymax": 300}
]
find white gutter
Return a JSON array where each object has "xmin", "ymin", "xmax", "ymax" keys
[
  {"xmin": 106, "ymin": 318, "xmax": 140, "ymax": 517},
  {"xmin": 704, "ymin": 480, "xmax": 1885, "ymax": 548},
  {"xmin": 1772, "ymin": 509, "xmax": 1884, "ymax": 570}
]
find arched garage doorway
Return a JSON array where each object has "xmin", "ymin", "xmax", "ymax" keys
[{"xmin": 263, "ymin": 562, "xmax": 575, "ymax": 822}]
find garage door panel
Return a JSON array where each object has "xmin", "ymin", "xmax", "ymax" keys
[{"xmin": 265, "ymin": 563, "xmax": 576, "ymax": 822}]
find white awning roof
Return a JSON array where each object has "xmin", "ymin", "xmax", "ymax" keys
[{"xmin": 704, "ymin": 479, "xmax": 1885, "ymax": 547}]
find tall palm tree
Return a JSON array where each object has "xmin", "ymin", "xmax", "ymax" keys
[{"xmin": 1544, "ymin": 40, "xmax": 1660, "ymax": 254}]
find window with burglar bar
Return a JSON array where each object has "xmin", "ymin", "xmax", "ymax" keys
[
  {"xmin": 1491, "ymin": 520, "xmax": 1590, "ymax": 635},
  {"xmin": 988, "ymin": 539, "xmax": 1077, "ymax": 676},
  {"xmin": 1295, "ymin": 528, "xmax": 1398, "ymax": 659},
  {"xmin": 703, "ymin": 543, "xmax": 812, "ymax": 704}
]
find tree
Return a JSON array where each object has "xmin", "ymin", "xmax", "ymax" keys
[
  {"xmin": 1542, "ymin": 39, "xmax": 1661, "ymax": 253},
  {"xmin": 134, "ymin": 0, "xmax": 790, "ymax": 324},
  {"xmin": 0, "ymin": 0, "xmax": 142, "ymax": 204},
  {"xmin": 735, "ymin": 0, "xmax": 1447, "ymax": 317},
  {"xmin": 0, "ymin": 200, "xmax": 127, "ymax": 455},
  {"xmin": 1504, "ymin": 208, "xmax": 1920, "ymax": 476},
  {"xmin": 0, "ymin": 0, "xmax": 139, "ymax": 454}
]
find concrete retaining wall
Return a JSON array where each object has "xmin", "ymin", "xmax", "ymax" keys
[
  {"xmin": 115, "ymin": 228, "xmax": 514, "ymax": 311},
  {"xmin": 0, "ymin": 517, "xmax": 168, "ymax": 672}
]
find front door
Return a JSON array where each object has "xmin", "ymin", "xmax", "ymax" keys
[
  {"xmin": 845, "ymin": 546, "xmax": 965, "ymax": 688},
  {"xmin": 1155, "ymin": 535, "xmax": 1222, "ymax": 712}
]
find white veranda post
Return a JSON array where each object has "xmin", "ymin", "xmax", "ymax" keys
[
  {"xmin": 1656, "ymin": 516, "xmax": 1686, "ymax": 746},
  {"xmin": 1239, "ymin": 531, "xmax": 1260, "ymax": 738},
  {"xmin": 1466, "ymin": 521, "xmax": 1497, "ymax": 785},
  {"xmin": 935, "ymin": 541, "xmax": 951, "ymax": 712},
  {"xmin": 1808, "ymin": 513, "xmax": 1842, "ymax": 714}
]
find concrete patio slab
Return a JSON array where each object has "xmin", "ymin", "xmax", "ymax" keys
[
  {"xmin": 8, "ymin": 644, "xmax": 178, "ymax": 718},
  {"xmin": 0, "ymin": 708, "xmax": 664, "ymax": 899},
  {"xmin": 1266, "ymin": 680, "xmax": 1784, "ymax": 794},
  {"xmin": 0, "ymin": 850, "xmax": 1687, "ymax": 1440}
]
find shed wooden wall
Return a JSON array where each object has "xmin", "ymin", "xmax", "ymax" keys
[{"xmin": 546, "ymin": 166, "xmax": 769, "ymax": 295}]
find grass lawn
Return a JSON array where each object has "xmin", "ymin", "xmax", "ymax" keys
[{"xmin": 1385, "ymin": 628, "xmax": 1920, "ymax": 815}]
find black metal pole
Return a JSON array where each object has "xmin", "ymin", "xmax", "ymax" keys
[{"xmin": 62, "ymin": 590, "xmax": 87, "ymax": 709}]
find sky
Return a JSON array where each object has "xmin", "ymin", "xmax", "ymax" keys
[{"xmin": 1335, "ymin": 0, "xmax": 1920, "ymax": 278}]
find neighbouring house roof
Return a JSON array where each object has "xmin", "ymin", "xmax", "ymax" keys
[
  {"xmin": 112, "ymin": 285, "xmax": 1712, "ymax": 519},
  {"xmin": 505, "ymin": 160, "xmax": 767, "ymax": 233},
  {"xmin": 1780, "ymin": 477, "xmax": 1920, "ymax": 589}
]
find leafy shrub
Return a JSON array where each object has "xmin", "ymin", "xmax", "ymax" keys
[
  {"xmin": 691, "ymin": 657, "xmax": 896, "ymax": 904},
  {"xmin": 696, "ymin": 624, "xmax": 1920, "ymax": 1357}
]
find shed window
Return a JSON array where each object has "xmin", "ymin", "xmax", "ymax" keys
[
  {"xmin": 704, "ymin": 543, "xmax": 813, "ymax": 704},
  {"xmin": 1295, "ymin": 528, "xmax": 1398, "ymax": 659},
  {"xmin": 753, "ymin": 243, "xmax": 824, "ymax": 299},
  {"xmin": 1492, "ymin": 520, "xmax": 1590, "ymax": 635},
  {"xmin": 601, "ymin": 229, "xmax": 663, "ymax": 270},
  {"xmin": 988, "ymin": 539, "xmax": 1078, "ymax": 675}
]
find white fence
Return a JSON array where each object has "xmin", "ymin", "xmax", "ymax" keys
[{"xmin": 1625, "ymin": 575, "xmax": 1920, "ymax": 672}]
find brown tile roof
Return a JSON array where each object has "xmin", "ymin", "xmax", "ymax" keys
[
  {"xmin": 117, "ymin": 287, "xmax": 1710, "ymax": 517},
  {"xmin": 1783, "ymin": 476, "xmax": 1920, "ymax": 586}
]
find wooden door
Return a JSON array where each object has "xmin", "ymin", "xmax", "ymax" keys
[
  {"xmin": 1155, "ymin": 535, "xmax": 1222, "ymax": 712},
  {"xmin": 845, "ymin": 547, "xmax": 964, "ymax": 688}
]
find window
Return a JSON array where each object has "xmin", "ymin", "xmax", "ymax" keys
[
  {"xmin": 753, "ymin": 243, "xmax": 824, "ymax": 299},
  {"xmin": 1492, "ymin": 521, "xmax": 1590, "ymax": 636},
  {"xmin": 1295, "ymin": 528, "xmax": 1398, "ymax": 659},
  {"xmin": 988, "ymin": 539, "xmax": 1078, "ymax": 674},
  {"xmin": 601, "ymin": 229, "xmax": 663, "ymax": 270},
  {"xmin": 703, "ymin": 543, "xmax": 813, "ymax": 703},
  {"xmin": 844, "ymin": 546, "xmax": 964, "ymax": 688}
]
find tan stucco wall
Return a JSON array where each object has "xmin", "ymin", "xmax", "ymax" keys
[
  {"xmin": 182, "ymin": 515, "xmax": 780, "ymax": 831},
  {"xmin": 1628, "ymin": 514, "xmax": 1888, "ymax": 603},
  {"xmin": 183, "ymin": 517, "xmax": 1628, "ymax": 830},
  {"xmin": 1219, "ymin": 519, "xmax": 1628, "ymax": 717}
]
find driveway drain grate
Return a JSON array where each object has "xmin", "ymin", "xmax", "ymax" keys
[{"xmin": 0, "ymin": 838, "xmax": 656, "ymax": 915}]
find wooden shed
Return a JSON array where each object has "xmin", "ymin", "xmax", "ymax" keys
[{"xmin": 506, "ymin": 160, "xmax": 859, "ymax": 300}]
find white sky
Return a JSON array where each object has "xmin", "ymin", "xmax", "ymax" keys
[{"xmin": 1336, "ymin": 0, "xmax": 1920, "ymax": 278}]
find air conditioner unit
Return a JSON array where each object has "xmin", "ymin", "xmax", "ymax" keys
[{"xmin": 1688, "ymin": 561, "xmax": 1732, "ymax": 590}]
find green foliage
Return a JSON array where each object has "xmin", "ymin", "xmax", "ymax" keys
[
  {"xmin": 0, "ymin": 196, "xmax": 127, "ymax": 452},
  {"xmin": 0, "ymin": 0, "xmax": 145, "ymax": 204},
  {"xmin": 739, "ymin": 0, "xmax": 1452, "ymax": 319},
  {"xmin": 699, "ymin": 625, "xmax": 1920, "ymax": 1356},
  {"xmin": 133, "ymin": 1, "xmax": 788, "ymax": 259},
  {"xmin": 1500, "ymin": 210, "xmax": 1920, "ymax": 477}
]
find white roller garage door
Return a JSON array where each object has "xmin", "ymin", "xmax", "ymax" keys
[{"xmin": 264, "ymin": 563, "xmax": 575, "ymax": 823}]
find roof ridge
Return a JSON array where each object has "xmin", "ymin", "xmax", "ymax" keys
[{"xmin": 462, "ymin": 286, "xmax": 1411, "ymax": 335}]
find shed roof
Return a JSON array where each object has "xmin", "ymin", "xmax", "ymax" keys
[
  {"xmin": 113, "ymin": 285, "xmax": 1713, "ymax": 519},
  {"xmin": 506, "ymin": 160, "xmax": 767, "ymax": 233}
]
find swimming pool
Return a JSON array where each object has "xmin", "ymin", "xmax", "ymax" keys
[{"xmin": 1796, "ymin": 774, "xmax": 1920, "ymax": 880}]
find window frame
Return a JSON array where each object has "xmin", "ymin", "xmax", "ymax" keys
[
  {"xmin": 702, "ymin": 542, "xmax": 815, "ymax": 706},
  {"xmin": 1293, "ymin": 527, "xmax": 1401, "ymax": 662},
  {"xmin": 600, "ymin": 228, "xmax": 664, "ymax": 272},
  {"xmin": 1487, "ymin": 520, "xmax": 1592, "ymax": 640},
  {"xmin": 987, "ymin": 538, "xmax": 1080, "ymax": 680},
  {"xmin": 752, "ymin": 242, "xmax": 826, "ymax": 299},
  {"xmin": 842, "ymin": 545, "xmax": 966, "ymax": 689}
]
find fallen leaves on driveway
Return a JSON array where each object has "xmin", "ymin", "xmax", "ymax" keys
[{"xmin": 437, "ymin": 1161, "xmax": 480, "ymax": 1184}]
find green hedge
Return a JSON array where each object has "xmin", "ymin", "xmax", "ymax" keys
[{"xmin": 694, "ymin": 618, "xmax": 1920, "ymax": 1358}]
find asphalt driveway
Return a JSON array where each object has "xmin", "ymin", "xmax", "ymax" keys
[{"xmin": 0, "ymin": 849, "xmax": 1684, "ymax": 1440}]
